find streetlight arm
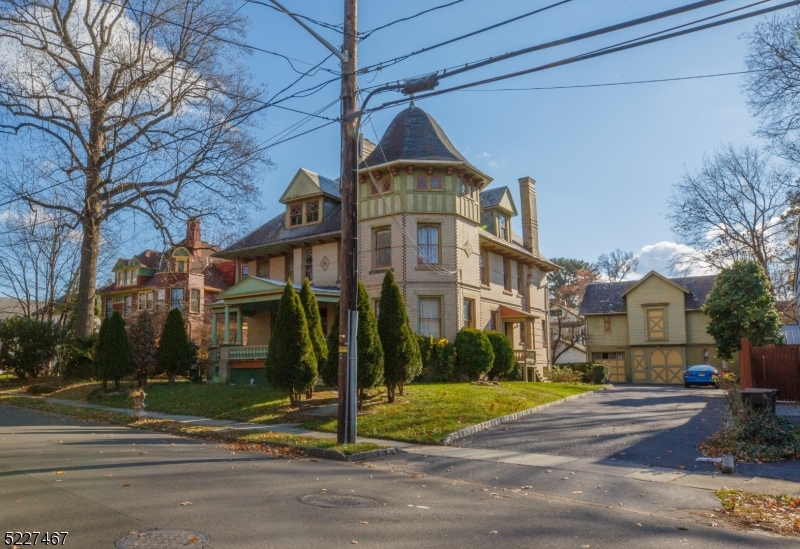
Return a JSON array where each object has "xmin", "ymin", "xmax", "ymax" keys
[{"xmin": 267, "ymin": 0, "xmax": 348, "ymax": 63}]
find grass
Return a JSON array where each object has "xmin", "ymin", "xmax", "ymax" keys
[
  {"xmin": 303, "ymin": 382, "xmax": 601, "ymax": 444},
  {"xmin": 717, "ymin": 489, "xmax": 800, "ymax": 536},
  {"xmin": 0, "ymin": 395, "xmax": 383, "ymax": 456},
  {"xmin": 17, "ymin": 378, "xmax": 601, "ymax": 445},
  {"xmin": 0, "ymin": 372, "xmax": 18, "ymax": 383}
]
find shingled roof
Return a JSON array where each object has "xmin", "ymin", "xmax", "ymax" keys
[
  {"xmin": 579, "ymin": 274, "xmax": 717, "ymax": 315},
  {"xmin": 360, "ymin": 105, "xmax": 470, "ymax": 168},
  {"xmin": 480, "ymin": 187, "xmax": 507, "ymax": 209},
  {"xmin": 216, "ymin": 204, "xmax": 342, "ymax": 258}
]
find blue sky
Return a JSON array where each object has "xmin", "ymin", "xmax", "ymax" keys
[{"xmin": 198, "ymin": 1, "xmax": 773, "ymax": 274}]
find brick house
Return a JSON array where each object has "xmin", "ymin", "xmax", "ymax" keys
[
  {"xmin": 209, "ymin": 105, "xmax": 557, "ymax": 384},
  {"xmin": 96, "ymin": 219, "xmax": 234, "ymax": 343}
]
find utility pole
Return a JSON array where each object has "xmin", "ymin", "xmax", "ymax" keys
[{"xmin": 338, "ymin": 0, "xmax": 358, "ymax": 445}]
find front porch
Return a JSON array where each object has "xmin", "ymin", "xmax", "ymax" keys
[
  {"xmin": 208, "ymin": 276, "xmax": 339, "ymax": 384},
  {"xmin": 498, "ymin": 305, "xmax": 547, "ymax": 382}
]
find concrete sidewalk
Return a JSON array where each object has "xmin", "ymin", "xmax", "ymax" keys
[{"xmin": 10, "ymin": 393, "xmax": 800, "ymax": 496}]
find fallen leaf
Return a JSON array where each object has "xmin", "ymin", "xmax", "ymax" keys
[
  {"xmin": 122, "ymin": 483, "xmax": 131, "ymax": 487},
  {"xmin": 573, "ymin": 491, "xmax": 583, "ymax": 494},
  {"xmin": 351, "ymin": 541, "xmax": 358, "ymax": 545},
  {"xmin": 679, "ymin": 466, "xmax": 686, "ymax": 470},
  {"xmin": 490, "ymin": 531, "xmax": 498, "ymax": 535},
  {"xmin": 360, "ymin": 521, "xmax": 368, "ymax": 524},
  {"xmin": 181, "ymin": 501, "xmax": 192, "ymax": 506},
  {"xmin": 187, "ymin": 536, "xmax": 199, "ymax": 543},
  {"xmin": 54, "ymin": 470, "xmax": 65, "ymax": 475},
  {"xmin": 677, "ymin": 526, "xmax": 689, "ymax": 531},
  {"xmin": 636, "ymin": 523, "xmax": 642, "ymax": 527},
  {"xmin": 103, "ymin": 474, "xmax": 113, "ymax": 477}
]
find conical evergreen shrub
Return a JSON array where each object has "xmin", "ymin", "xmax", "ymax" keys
[
  {"xmin": 378, "ymin": 270, "xmax": 421, "ymax": 403},
  {"xmin": 300, "ymin": 278, "xmax": 327, "ymax": 397},
  {"xmin": 265, "ymin": 282, "xmax": 318, "ymax": 407},
  {"xmin": 486, "ymin": 331, "xmax": 516, "ymax": 380},
  {"xmin": 321, "ymin": 305, "xmax": 340, "ymax": 387},
  {"xmin": 158, "ymin": 308, "xmax": 191, "ymax": 385},
  {"xmin": 93, "ymin": 312, "xmax": 132, "ymax": 391},
  {"xmin": 129, "ymin": 311, "xmax": 157, "ymax": 388},
  {"xmin": 356, "ymin": 281, "xmax": 383, "ymax": 408}
]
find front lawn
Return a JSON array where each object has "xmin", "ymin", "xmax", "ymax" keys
[
  {"xmin": 305, "ymin": 382, "xmax": 600, "ymax": 444},
  {"xmin": 49, "ymin": 380, "xmax": 338, "ymax": 424}
]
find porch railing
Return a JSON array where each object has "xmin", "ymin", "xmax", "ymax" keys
[
  {"xmin": 229, "ymin": 346, "xmax": 269, "ymax": 361},
  {"xmin": 514, "ymin": 350, "xmax": 536, "ymax": 363}
]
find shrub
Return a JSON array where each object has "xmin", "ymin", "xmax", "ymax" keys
[
  {"xmin": 454, "ymin": 328, "xmax": 494, "ymax": 381},
  {"xmin": 587, "ymin": 364, "xmax": 610, "ymax": 384},
  {"xmin": 299, "ymin": 278, "xmax": 328, "ymax": 375},
  {"xmin": 321, "ymin": 305, "xmax": 340, "ymax": 387},
  {"xmin": 378, "ymin": 270, "xmax": 421, "ymax": 402},
  {"xmin": 486, "ymin": 331, "xmax": 517, "ymax": 380},
  {"xmin": 416, "ymin": 335, "xmax": 456, "ymax": 382},
  {"xmin": 94, "ymin": 312, "xmax": 132, "ymax": 391},
  {"xmin": 355, "ymin": 281, "xmax": 384, "ymax": 407},
  {"xmin": 60, "ymin": 334, "xmax": 97, "ymax": 380},
  {"xmin": 0, "ymin": 316, "xmax": 59, "ymax": 380},
  {"xmin": 158, "ymin": 309, "xmax": 191, "ymax": 385},
  {"xmin": 265, "ymin": 282, "xmax": 317, "ymax": 407},
  {"xmin": 549, "ymin": 365, "xmax": 582, "ymax": 383},
  {"xmin": 129, "ymin": 311, "xmax": 157, "ymax": 388}
]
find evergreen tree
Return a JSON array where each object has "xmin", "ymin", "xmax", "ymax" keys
[
  {"xmin": 129, "ymin": 311, "xmax": 157, "ymax": 388},
  {"xmin": 93, "ymin": 312, "xmax": 132, "ymax": 391},
  {"xmin": 703, "ymin": 261, "xmax": 782, "ymax": 360},
  {"xmin": 378, "ymin": 270, "xmax": 421, "ymax": 403},
  {"xmin": 321, "ymin": 305, "xmax": 340, "ymax": 387},
  {"xmin": 158, "ymin": 308, "xmax": 191, "ymax": 385},
  {"xmin": 486, "ymin": 331, "xmax": 516, "ymax": 380},
  {"xmin": 265, "ymin": 282, "xmax": 318, "ymax": 406},
  {"xmin": 300, "ymin": 278, "xmax": 327, "ymax": 397},
  {"xmin": 356, "ymin": 281, "xmax": 383, "ymax": 409},
  {"xmin": 454, "ymin": 328, "xmax": 494, "ymax": 381}
]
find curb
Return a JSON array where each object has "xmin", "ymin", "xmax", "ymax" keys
[
  {"xmin": 441, "ymin": 386, "xmax": 610, "ymax": 446},
  {"xmin": 301, "ymin": 446, "xmax": 402, "ymax": 462}
]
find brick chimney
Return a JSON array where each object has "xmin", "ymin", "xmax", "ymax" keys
[
  {"xmin": 360, "ymin": 138, "xmax": 376, "ymax": 161},
  {"xmin": 518, "ymin": 177, "xmax": 539, "ymax": 255},
  {"xmin": 186, "ymin": 218, "xmax": 201, "ymax": 249}
]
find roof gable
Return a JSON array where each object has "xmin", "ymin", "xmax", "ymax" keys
[
  {"xmin": 112, "ymin": 259, "xmax": 128, "ymax": 272},
  {"xmin": 580, "ymin": 274, "xmax": 717, "ymax": 315},
  {"xmin": 480, "ymin": 186, "xmax": 518, "ymax": 216},
  {"xmin": 620, "ymin": 271, "xmax": 690, "ymax": 298},
  {"xmin": 279, "ymin": 168, "xmax": 339, "ymax": 204}
]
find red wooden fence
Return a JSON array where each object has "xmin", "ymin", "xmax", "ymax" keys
[{"xmin": 739, "ymin": 338, "xmax": 800, "ymax": 402}]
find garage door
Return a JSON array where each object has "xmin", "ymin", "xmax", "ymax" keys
[
  {"xmin": 649, "ymin": 349, "xmax": 684, "ymax": 384},
  {"xmin": 592, "ymin": 352, "xmax": 626, "ymax": 383}
]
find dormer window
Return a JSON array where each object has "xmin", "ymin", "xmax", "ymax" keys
[
  {"xmin": 498, "ymin": 215, "xmax": 508, "ymax": 240},
  {"xmin": 176, "ymin": 259, "xmax": 187, "ymax": 273},
  {"xmin": 461, "ymin": 181, "xmax": 475, "ymax": 199},
  {"xmin": 130, "ymin": 270, "xmax": 137, "ymax": 285},
  {"xmin": 288, "ymin": 200, "xmax": 321, "ymax": 227},
  {"xmin": 290, "ymin": 204, "xmax": 303, "ymax": 226}
]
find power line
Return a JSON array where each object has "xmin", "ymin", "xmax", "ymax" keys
[
  {"xmin": 458, "ymin": 70, "xmax": 759, "ymax": 92},
  {"xmin": 367, "ymin": 0, "xmax": 800, "ymax": 113},
  {"xmin": 104, "ymin": 0, "xmax": 339, "ymax": 75},
  {"xmin": 244, "ymin": 0, "xmax": 343, "ymax": 33},
  {"xmin": 357, "ymin": 0, "xmax": 573, "ymax": 75},
  {"xmin": 359, "ymin": 0, "xmax": 468, "ymax": 41},
  {"xmin": 359, "ymin": 0, "xmax": 737, "ymax": 92}
]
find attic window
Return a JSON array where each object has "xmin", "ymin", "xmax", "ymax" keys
[
  {"xmin": 417, "ymin": 175, "xmax": 428, "ymax": 190},
  {"xmin": 290, "ymin": 204, "xmax": 303, "ymax": 226},
  {"xmin": 431, "ymin": 176, "xmax": 442, "ymax": 190},
  {"xmin": 306, "ymin": 200, "xmax": 319, "ymax": 223},
  {"xmin": 461, "ymin": 181, "xmax": 474, "ymax": 199},
  {"xmin": 382, "ymin": 179, "xmax": 392, "ymax": 193},
  {"xmin": 498, "ymin": 215, "xmax": 508, "ymax": 240},
  {"xmin": 370, "ymin": 181, "xmax": 380, "ymax": 195}
]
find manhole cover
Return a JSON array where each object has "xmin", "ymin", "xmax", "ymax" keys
[
  {"xmin": 299, "ymin": 494, "xmax": 379, "ymax": 508},
  {"xmin": 115, "ymin": 529, "xmax": 210, "ymax": 549}
]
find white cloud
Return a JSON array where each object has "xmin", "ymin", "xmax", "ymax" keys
[
  {"xmin": 488, "ymin": 160, "xmax": 498, "ymax": 167},
  {"xmin": 630, "ymin": 241, "xmax": 717, "ymax": 279},
  {"xmin": 475, "ymin": 151, "xmax": 491, "ymax": 158}
]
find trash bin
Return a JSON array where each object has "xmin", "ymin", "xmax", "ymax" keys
[{"xmin": 740, "ymin": 388, "xmax": 779, "ymax": 414}]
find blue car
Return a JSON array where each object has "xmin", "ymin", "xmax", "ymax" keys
[{"xmin": 683, "ymin": 364, "xmax": 719, "ymax": 388}]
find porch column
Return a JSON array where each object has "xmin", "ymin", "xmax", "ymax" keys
[
  {"xmin": 236, "ymin": 308, "xmax": 243, "ymax": 344},
  {"xmin": 224, "ymin": 305, "xmax": 230, "ymax": 344},
  {"xmin": 211, "ymin": 313, "xmax": 218, "ymax": 346}
]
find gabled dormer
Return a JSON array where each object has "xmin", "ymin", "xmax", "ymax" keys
[
  {"xmin": 172, "ymin": 247, "xmax": 191, "ymax": 273},
  {"xmin": 279, "ymin": 168, "xmax": 340, "ymax": 229},
  {"xmin": 480, "ymin": 186, "xmax": 518, "ymax": 242}
]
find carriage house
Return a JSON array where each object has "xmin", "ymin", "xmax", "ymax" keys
[
  {"xmin": 580, "ymin": 271, "xmax": 737, "ymax": 384},
  {"xmin": 209, "ymin": 105, "xmax": 557, "ymax": 384}
]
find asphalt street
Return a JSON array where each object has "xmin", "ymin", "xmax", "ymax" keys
[
  {"xmin": 1, "ymin": 404, "xmax": 797, "ymax": 548},
  {"xmin": 458, "ymin": 385, "xmax": 800, "ymax": 482}
]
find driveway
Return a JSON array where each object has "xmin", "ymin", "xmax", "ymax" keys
[{"xmin": 460, "ymin": 386, "xmax": 728, "ymax": 474}]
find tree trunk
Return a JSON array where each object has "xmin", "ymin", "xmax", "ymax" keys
[
  {"xmin": 387, "ymin": 386, "xmax": 395, "ymax": 404},
  {"xmin": 74, "ymin": 213, "xmax": 101, "ymax": 338},
  {"xmin": 102, "ymin": 378, "xmax": 107, "ymax": 390},
  {"xmin": 168, "ymin": 373, "xmax": 175, "ymax": 385},
  {"xmin": 398, "ymin": 382, "xmax": 404, "ymax": 396},
  {"xmin": 114, "ymin": 378, "xmax": 120, "ymax": 391}
]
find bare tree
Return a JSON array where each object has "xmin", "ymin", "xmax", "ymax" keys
[
  {"xmin": 666, "ymin": 145, "xmax": 797, "ymax": 298},
  {"xmin": 594, "ymin": 249, "xmax": 638, "ymax": 282},
  {"xmin": 0, "ymin": 204, "xmax": 81, "ymax": 328},
  {"xmin": 0, "ymin": 0, "xmax": 270, "ymax": 337},
  {"xmin": 549, "ymin": 305, "xmax": 588, "ymax": 364}
]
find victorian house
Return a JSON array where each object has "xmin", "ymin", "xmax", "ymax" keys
[
  {"xmin": 96, "ymin": 219, "xmax": 235, "ymax": 343},
  {"xmin": 209, "ymin": 105, "xmax": 557, "ymax": 385}
]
